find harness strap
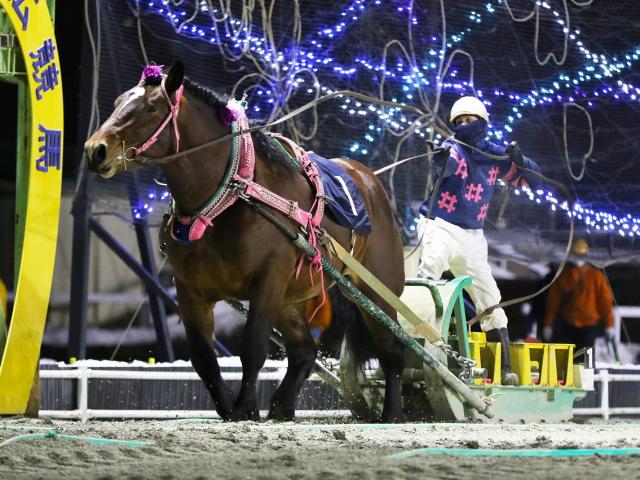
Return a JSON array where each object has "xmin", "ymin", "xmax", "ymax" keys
[
  {"xmin": 170, "ymin": 101, "xmax": 326, "ymax": 252},
  {"xmin": 136, "ymin": 79, "xmax": 184, "ymax": 156},
  {"xmin": 268, "ymin": 133, "xmax": 326, "ymax": 228},
  {"xmin": 233, "ymin": 176, "xmax": 312, "ymax": 227},
  {"xmin": 264, "ymin": 133, "xmax": 326, "ymax": 284},
  {"xmin": 328, "ymin": 237, "xmax": 443, "ymax": 344},
  {"xmin": 186, "ymin": 116, "xmax": 253, "ymax": 241}
]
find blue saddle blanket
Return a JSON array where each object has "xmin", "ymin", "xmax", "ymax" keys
[{"xmin": 310, "ymin": 152, "xmax": 372, "ymax": 235}]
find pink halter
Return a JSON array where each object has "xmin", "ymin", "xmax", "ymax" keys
[{"xmin": 135, "ymin": 76, "xmax": 184, "ymax": 156}]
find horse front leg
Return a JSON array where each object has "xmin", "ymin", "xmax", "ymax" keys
[
  {"xmin": 176, "ymin": 281, "xmax": 233, "ymax": 419},
  {"xmin": 230, "ymin": 284, "xmax": 285, "ymax": 421},
  {"xmin": 268, "ymin": 304, "xmax": 318, "ymax": 421}
]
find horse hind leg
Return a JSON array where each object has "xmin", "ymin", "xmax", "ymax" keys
[
  {"xmin": 354, "ymin": 286, "xmax": 406, "ymax": 423},
  {"xmin": 177, "ymin": 282, "xmax": 234, "ymax": 419},
  {"xmin": 268, "ymin": 304, "xmax": 318, "ymax": 421}
]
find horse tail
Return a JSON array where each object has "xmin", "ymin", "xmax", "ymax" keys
[
  {"xmin": 330, "ymin": 287, "xmax": 376, "ymax": 364},
  {"xmin": 313, "ymin": 286, "xmax": 373, "ymax": 362}
]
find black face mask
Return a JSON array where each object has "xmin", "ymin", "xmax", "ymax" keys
[{"xmin": 454, "ymin": 118, "xmax": 487, "ymax": 146}]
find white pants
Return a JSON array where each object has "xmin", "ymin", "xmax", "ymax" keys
[{"xmin": 416, "ymin": 217, "xmax": 508, "ymax": 332}]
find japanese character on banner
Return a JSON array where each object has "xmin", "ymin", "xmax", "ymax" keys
[
  {"xmin": 30, "ymin": 38, "xmax": 59, "ymax": 100},
  {"xmin": 12, "ymin": 0, "xmax": 40, "ymax": 31},
  {"xmin": 35, "ymin": 124, "xmax": 61, "ymax": 173}
]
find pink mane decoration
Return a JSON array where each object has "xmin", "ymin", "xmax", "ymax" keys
[
  {"xmin": 140, "ymin": 64, "xmax": 164, "ymax": 84},
  {"xmin": 219, "ymin": 98, "xmax": 245, "ymax": 125}
]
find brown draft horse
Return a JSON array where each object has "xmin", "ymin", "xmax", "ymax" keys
[{"xmin": 84, "ymin": 61, "xmax": 405, "ymax": 422}]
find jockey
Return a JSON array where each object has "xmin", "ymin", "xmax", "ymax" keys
[{"xmin": 417, "ymin": 96, "xmax": 542, "ymax": 386}]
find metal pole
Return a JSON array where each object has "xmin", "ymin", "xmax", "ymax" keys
[
  {"xmin": 68, "ymin": 168, "xmax": 91, "ymax": 359},
  {"xmin": 78, "ymin": 365, "xmax": 89, "ymax": 424},
  {"xmin": 128, "ymin": 175, "xmax": 174, "ymax": 361},
  {"xmin": 602, "ymin": 369, "xmax": 610, "ymax": 421},
  {"xmin": 132, "ymin": 220, "xmax": 174, "ymax": 361},
  {"xmin": 89, "ymin": 218, "xmax": 177, "ymax": 311},
  {"xmin": 89, "ymin": 218, "xmax": 231, "ymax": 357}
]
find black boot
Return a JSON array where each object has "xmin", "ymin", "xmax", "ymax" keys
[{"xmin": 486, "ymin": 327, "xmax": 519, "ymax": 386}]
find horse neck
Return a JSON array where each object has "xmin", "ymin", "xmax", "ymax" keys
[{"xmin": 160, "ymin": 94, "xmax": 232, "ymax": 215}]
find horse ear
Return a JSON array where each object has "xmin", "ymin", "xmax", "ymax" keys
[{"xmin": 165, "ymin": 61, "xmax": 184, "ymax": 95}]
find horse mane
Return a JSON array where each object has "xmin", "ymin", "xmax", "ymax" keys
[
  {"xmin": 182, "ymin": 77, "xmax": 295, "ymax": 174},
  {"xmin": 183, "ymin": 77, "xmax": 227, "ymax": 108}
]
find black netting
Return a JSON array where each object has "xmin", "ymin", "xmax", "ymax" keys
[{"xmin": 83, "ymin": 0, "xmax": 640, "ymax": 268}]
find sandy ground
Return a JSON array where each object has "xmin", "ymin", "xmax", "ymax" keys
[{"xmin": 2, "ymin": 417, "xmax": 640, "ymax": 479}]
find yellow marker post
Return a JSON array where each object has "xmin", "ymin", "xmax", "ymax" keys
[{"xmin": 0, "ymin": 0, "xmax": 63, "ymax": 413}]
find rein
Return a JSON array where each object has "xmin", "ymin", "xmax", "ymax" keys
[
  {"xmin": 127, "ymin": 90, "xmax": 427, "ymax": 166},
  {"xmin": 435, "ymin": 137, "xmax": 577, "ymax": 326},
  {"xmin": 466, "ymin": 167, "xmax": 575, "ymax": 327},
  {"xmin": 119, "ymin": 83, "xmax": 575, "ymax": 329}
]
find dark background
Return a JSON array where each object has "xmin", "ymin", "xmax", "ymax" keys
[{"xmin": 1, "ymin": 1, "xmax": 639, "ymax": 357}]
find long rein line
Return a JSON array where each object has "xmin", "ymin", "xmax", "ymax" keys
[
  {"xmin": 142, "ymin": 88, "xmax": 575, "ymax": 326},
  {"xmin": 467, "ymin": 167, "xmax": 575, "ymax": 326},
  {"xmin": 139, "ymin": 90, "xmax": 427, "ymax": 165}
]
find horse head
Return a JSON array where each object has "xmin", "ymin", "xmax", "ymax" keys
[{"xmin": 84, "ymin": 61, "xmax": 186, "ymax": 178}]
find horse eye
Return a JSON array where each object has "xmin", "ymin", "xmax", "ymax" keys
[{"xmin": 146, "ymin": 105, "xmax": 157, "ymax": 114}]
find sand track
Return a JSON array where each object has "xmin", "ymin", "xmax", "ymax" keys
[{"xmin": 2, "ymin": 417, "xmax": 640, "ymax": 479}]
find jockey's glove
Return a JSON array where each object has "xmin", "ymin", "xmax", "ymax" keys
[
  {"xmin": 506, "ymin": 141, "xmax": 524, "ymax": 166},
  {"xmin": 432, "ymin": 145, "xmax": 451, "ymax": 163}
]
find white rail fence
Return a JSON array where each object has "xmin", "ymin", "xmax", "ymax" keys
[
  {"xmin": 573, "ymin": 369, "xmax": 640, "ymax": 420},
  {"xmin": 613, "ymin": 306, "xmax": 640, "ymax": 347},
  {"xmin": 39, "ymin": 365, "xmax": 640, "ymax": 422},
  {"xmin": 39, "ymin": 361, "xmax": 348, "ymax": 423}
]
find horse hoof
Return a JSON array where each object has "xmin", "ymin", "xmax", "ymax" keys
[
  {"xmin": 381, "ymin": 411, "xmax": 406, "ymax": 423},
  {"xmin": 267, "ymin": 408, "xmax": 295, "ymax": 422},
  {"xmin": 228, "ymin": 406, "xmax": 260, "ymax": 421},
  {"xmin": 214, "ymin": 391, "xmax": 235, "ymax": 420},
  {"xmin": 217, "ymin": 409, "xmax": 233, "ymax": 421}
]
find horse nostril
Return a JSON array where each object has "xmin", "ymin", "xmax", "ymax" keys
[{"xmin": 88, "ymin": 144, "xmax": 107, "ymax": 169}]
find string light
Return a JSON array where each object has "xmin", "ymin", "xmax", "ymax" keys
[
  {"xmin": 136, "ymin": 1, "xmax": 639, "ymax": 238},
  {"xmin": 131, "ymin": 188, "xmax": 170, "ymax": 220},
  {"xmin": 410, "ymin": 182, "xmax": 640, "ymax": 237}
]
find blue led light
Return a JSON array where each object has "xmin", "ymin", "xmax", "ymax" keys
[{"xmin": 136, "ymin": 0, "xmax": 638, "ymax": 237}]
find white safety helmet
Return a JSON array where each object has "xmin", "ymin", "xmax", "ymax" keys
[{"xmin": 449, "ymin": 96, "xmax": 489, "ymax": 123}]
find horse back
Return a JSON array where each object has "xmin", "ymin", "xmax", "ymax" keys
[{"xmin": 325, "ymin": 158, "xmax": 405, "ymax": 295}]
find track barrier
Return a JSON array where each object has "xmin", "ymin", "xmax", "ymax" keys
[
  {"xmin": 390, "ymin": 447, "xmax": 640, "ymax": 459},
  {"xmin": 0, "ymin": 0, "xmax": 64, "ymax": 414}
]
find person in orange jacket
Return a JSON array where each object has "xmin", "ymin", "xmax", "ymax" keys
[{"xmin": 543, "ymin": 238, "xmax": 615, "ymax": 350}]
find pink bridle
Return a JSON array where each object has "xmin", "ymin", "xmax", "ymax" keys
[{"xmin": 135, "ymin": 76, "xmax": 185, "ymax": 156}]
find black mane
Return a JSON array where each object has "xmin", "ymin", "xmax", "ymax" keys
[
  {"xmin": 183, "ymin": 77, "xmax": 228, "ymax": 108},
  {"xmin": 182, "ymin": 77, "xmax": 295, "ymax": 173}
]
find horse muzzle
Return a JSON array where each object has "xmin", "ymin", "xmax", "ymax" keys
[{"xmin": 84, "ymin": 141, "xmax": 114, "ymax": 176}]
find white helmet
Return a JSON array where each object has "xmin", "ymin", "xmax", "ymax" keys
[{"xmin": 450, "ymin": 96, "xmax": 489, "ymax": 123}]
